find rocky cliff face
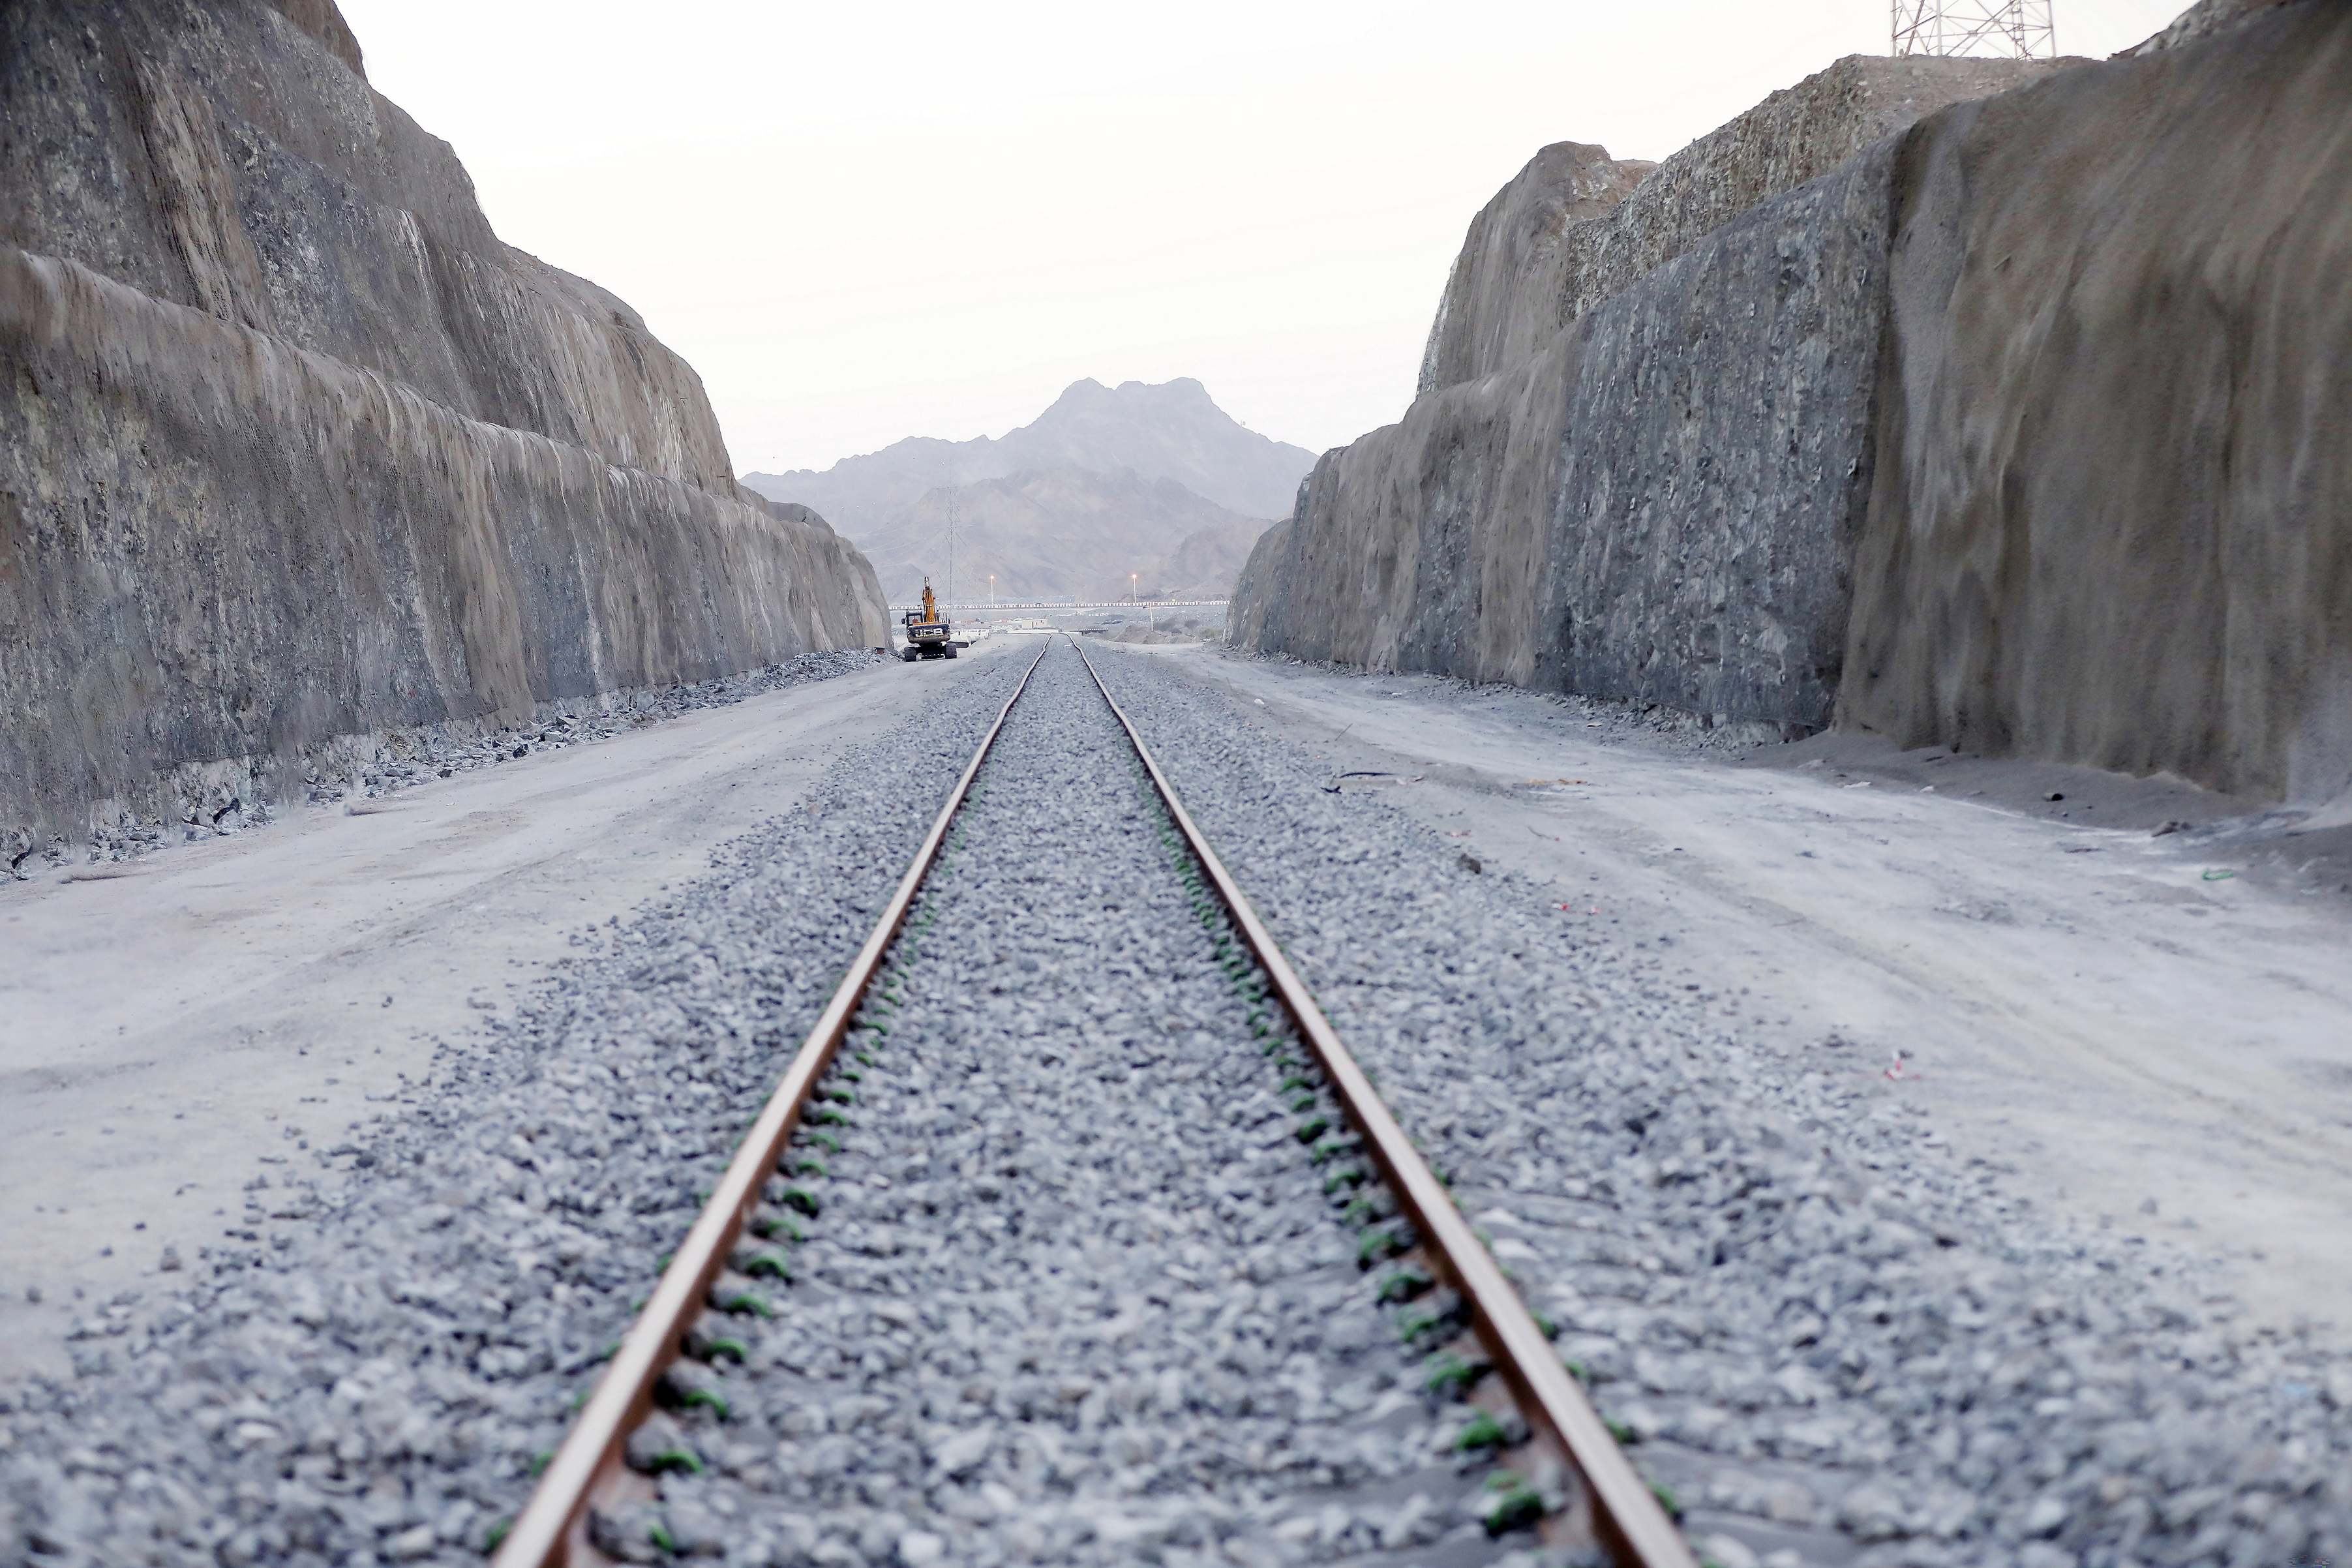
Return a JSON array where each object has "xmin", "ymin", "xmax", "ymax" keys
[
  {"xmin": 1415, "ymin": 56, "xmax": 2049, "ymax": 399},
  {"xmin": 0, "ymin": 0, "xmax": 887, "ymax": 841},
  {"xmin": 1843, "ymin": 2, "xmax": 2352, "ymax": 803},
  {"xmin": 1412, "ymin": 143, "xmax": 1654, "ymax": 398},
  {"xmin": 1239, "ymin": 53, "xmax": 2055, "ymax": 732},
  {"xmin": 1239, "ymin": 6, "xmax": 2352, "ymax": 802}
]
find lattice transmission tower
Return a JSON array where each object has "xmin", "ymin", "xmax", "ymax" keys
[{"xmin": 1893, "ymin": 0, "xmax": 2055, "ymax": 57}]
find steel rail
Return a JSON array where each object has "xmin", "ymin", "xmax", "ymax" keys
[
  {"xmin": 494, "ymin": 639, "xmax": 1052, "ymax": 1568},
  {"xmin": 1067, "ymin": 635, "xmax": 1696, "ymax": 1568}
]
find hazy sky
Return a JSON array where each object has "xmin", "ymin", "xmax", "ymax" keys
[{"xmin": 340, "ymin": 0, "xmax": 2186, "ymax": 475}]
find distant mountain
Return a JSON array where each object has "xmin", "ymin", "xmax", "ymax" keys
[
  {"xmin": 851, "ymin": 467, "xmax": 1269, "ymax": 605},
  {"xmin": 1137, "ymin": 518, "xmax": 1268, "ymax": 603},
  {"xmin": 742, "ymin": 378, "xmax": 1315, "ymax": 534}
]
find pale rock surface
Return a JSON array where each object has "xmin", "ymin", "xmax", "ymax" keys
[
  {"xmin": 1239, "ymin": 55, "xmax": 2055, "ymax": 732},
  {"xmin": 1415, "ymin": 55, "xmax": 2058, "ymax": 395},
  {"xmin": 1242, "ymin": 7, "xmax": 2352, "ymax": 811},
  {"xmin": 0, "ymin": 0, "xmax": 886, "ymax": 843},
  {"xmin": 1413, "ymin": 141, "xmax": 1653, "ymax": 398},
  {"xmin": 1842, "ymin": 1, "xmax": 2352, "ymax": 804}
]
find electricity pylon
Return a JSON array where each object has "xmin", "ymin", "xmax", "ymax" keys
[{"xmin": 1893, "ymin": 0, "xmax": 2054, "ymax": 57}]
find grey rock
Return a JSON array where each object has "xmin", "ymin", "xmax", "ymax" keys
[
  {"xmin": 0, "ymin": 0, "xmax": 886, "ymax": 845},
  {"xmin": 1242, "ymin": 15, "xmax": 2352, "ymax": 804},
  {"xmin": 1233, "ymin": 55, "xmax": 2058, "ymax": 732},
  {"xmin": 1842, "ymin": 2, "xmax": 2352, "ymax": 798}
]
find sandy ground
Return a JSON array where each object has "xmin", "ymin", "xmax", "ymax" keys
[
  {"xmin": 1115, "ymin": 643, "xmax": 2352, "ymax": 1342},
  {"xmin": 0, "ymin": 647, "xmax": 1021, "ymax": 1383}
]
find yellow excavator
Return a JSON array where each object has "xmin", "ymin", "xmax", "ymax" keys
[{"xmin": 899, "ymin": 577, "xmax": 955, "ymax": 662}]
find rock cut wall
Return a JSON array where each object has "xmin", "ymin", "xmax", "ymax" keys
[
  {"xmin": 0, "ymin": 0, "xmax": 887, "ymax": 839},
  {"xmin": 1843, "ymin": 2, "xmax": 2352, "ymax": 802},
  {"xmin": 1237, "ymin": 55, "xmax": 2053, "ymax": 732},
  {"xmin": 1238, "ymin": 5, "xmax": 2352, "ymax": 802}
]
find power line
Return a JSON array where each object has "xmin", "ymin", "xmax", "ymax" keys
[{"xmin": 1893, "ymin": 0, "xmax": 2056, "ymax": 56}]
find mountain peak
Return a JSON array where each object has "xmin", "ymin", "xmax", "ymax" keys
[
  {"xmin": 1046, "ymin": 377, "xmax": 1113, "ymax": 408},
  {"xmin": 743, "ymin": 378, "xmax": 1316, "ymax": 533},
  {"xmin": 1039, "ymin": 376, "xmax": 1214, "ymax": 418}
]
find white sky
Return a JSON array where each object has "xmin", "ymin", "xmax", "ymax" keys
[{"xmin": 339, "ymin": 0, "xmax": 2186, "ymax": 474}]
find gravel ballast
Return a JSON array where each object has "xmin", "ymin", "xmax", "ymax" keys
[
  {"xmin": 1, "ymin": 637, "xmax": 2344, "ymax": 1568},
  {"xmin": 1087, "ymin": 646, "xmax": 2351, "ymax": 1568},
  {"xmin": 611, "ymin": 639, "xmax": 1532, "ymax": 1567},
  {"xmin": 0, "ymin": 650, "xmax": 1019, "ymax": 1565}
]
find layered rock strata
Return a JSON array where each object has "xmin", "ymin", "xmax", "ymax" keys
[
  {"xmin": 0, "ymin": 0, "xmax": 886, "ymax": 840},
  {"xmin": 1239, "ymin": 4, "xmax": 2352, "ymax": 802}
]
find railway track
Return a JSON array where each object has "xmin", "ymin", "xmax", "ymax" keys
[
  {"xmin": 7, "ymin": 631, "xmax": 2344, "ymax": 1568},
  {"xmin": 491, "ymin": 639, "xmax": 1693, "ymax": 1568}
]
